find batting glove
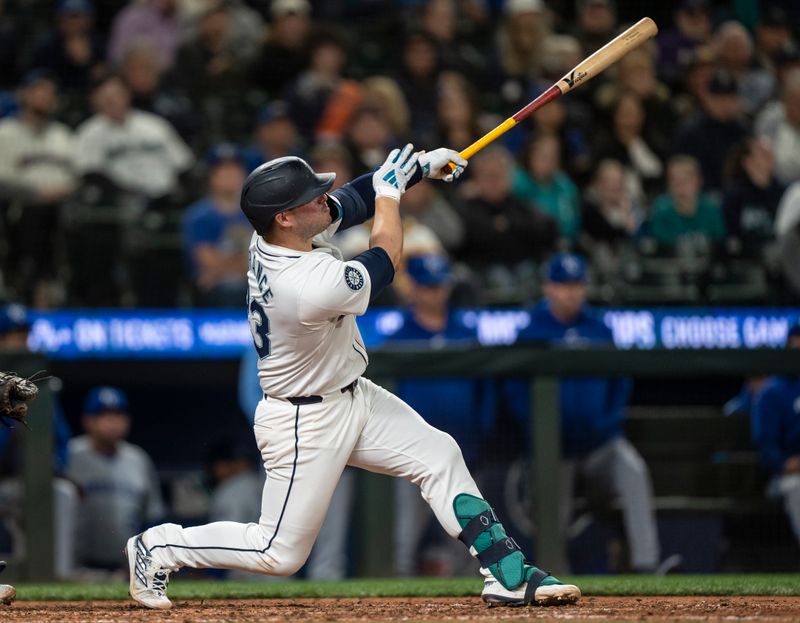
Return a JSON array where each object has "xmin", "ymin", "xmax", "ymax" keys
[
  {"xmin": 418, "ymin": 148, "xmax": 468, "ymax": 182},
  {"xmin": 372, "ymin": 143, "xmax": 419, "ymax": 202}
]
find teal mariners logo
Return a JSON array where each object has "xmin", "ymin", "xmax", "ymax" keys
[{"xmin": 344, "ymin": 266, "xmax": 365, "ymax": 291}]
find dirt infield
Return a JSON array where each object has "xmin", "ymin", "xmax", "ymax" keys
[{"xmin": 4, "ymin": 596, "xmax": 800, "ymax": 622}]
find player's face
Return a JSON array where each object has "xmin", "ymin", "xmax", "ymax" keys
[
  {"xmin": 83, "ymin": 412, "xmax": 130, "ymax": 447},
  {"xmin": 544, "ymin": 282, "xmax": 587, "ymax": 322},
  {"xmin": 789, "ymin": 335, "xmax": 800, "ymax": 350},
  {"xmin": 288, "ymin": 192, "xmax": 333, "ymax": 239}
]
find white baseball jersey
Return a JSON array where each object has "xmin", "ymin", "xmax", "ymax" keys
[{"xmin": 246, "ymin": 222, "xmax": 372, "ymax": 398}]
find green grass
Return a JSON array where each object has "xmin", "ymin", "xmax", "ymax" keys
[{"xmin": 11, "ymin": 575, "xmax": 800, "ymax": 601}]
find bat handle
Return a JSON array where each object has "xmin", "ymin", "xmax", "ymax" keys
[{"xmin": 445, "ymin": 118, "xmax": 518, "ymax": 173}]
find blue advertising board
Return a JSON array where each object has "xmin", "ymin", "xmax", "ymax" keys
[{"xmin": 25, "ymin": 307, "xmax": 800, "ymax": 360}]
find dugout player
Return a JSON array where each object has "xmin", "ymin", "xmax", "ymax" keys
[
  {"xmin": 752, "ymin": 320, "xmax": 800, "ymax": 546},
  {"xmin": 125, "ymin": 145, "xmax": 580, "ymax": 609},
  {"xmin": 501, "ymin": 253, "xmax": 661, "ymax": 572}
]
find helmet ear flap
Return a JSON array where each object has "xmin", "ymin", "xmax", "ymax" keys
[{"xmin": 326, "ymin": 196, "xmax": 341, "ymax": 222}]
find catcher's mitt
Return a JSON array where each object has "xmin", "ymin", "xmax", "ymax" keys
[{"xmin": 0, "ymin": 371, "xmax": 40, "ymax": 428}]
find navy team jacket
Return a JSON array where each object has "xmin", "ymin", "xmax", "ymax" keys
[{"xmin": 500, "ymin": 300, "xmax": 632, "ymax": 458}]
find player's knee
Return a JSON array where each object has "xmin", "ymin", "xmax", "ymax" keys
[
  {"xmin": 268, "ymin": 552, "xmax": 307, "ymax": 576},
  {"xmin": 436, "ymin": 431, "xmax": 465, "ymax": 465}
]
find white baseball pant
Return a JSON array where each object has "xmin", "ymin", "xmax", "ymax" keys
[{"xmin": 143, "ymin": 377, "xmax": 482, "ymax": 574}]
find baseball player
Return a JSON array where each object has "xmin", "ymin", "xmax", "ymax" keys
[{"xmin": 125, "ymin": 144, "xmax": 581, "ymax": 609}]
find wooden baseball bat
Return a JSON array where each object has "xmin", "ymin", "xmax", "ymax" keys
[{"xmin": 449, "ymin": 17, "xmax": 658, "ymax": 169}]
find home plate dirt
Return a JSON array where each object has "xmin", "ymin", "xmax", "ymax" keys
[{"xmin": 4, "ymin": 596, "xmax": 800, "ymax": 622}]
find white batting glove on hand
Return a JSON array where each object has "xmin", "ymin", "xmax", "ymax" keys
[
  {"xmin": 418, "ymin": 148, "xmax": 468, "ymax": 182},
  {"xmin": 373, "ymin": 143, "xmax": 419, "ymax": 202}
]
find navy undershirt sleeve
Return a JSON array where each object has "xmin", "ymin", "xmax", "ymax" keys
[
  {"xmin": 334, "ymin": 164, "xmax": 424, "ymax": 231},
  {"xmin": 352, "ymin": 247, "xmax": 395, "ymax": 303}
]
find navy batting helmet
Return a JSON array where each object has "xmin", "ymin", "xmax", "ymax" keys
[{"xmin": 240, "ymin": 156, "xmax": 336, "ymax": 233}]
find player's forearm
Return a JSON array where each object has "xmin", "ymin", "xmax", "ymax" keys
[
  {"xmin": 336, "ymin": 167, "xmax": 423, "ymax": 231},
  {"xmin": 369, "ymin": 196, "xmax": 403, "ymax": 271}
]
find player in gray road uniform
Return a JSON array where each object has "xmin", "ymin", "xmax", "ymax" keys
[{"xmin": 125, "ymin": 144, "xmax": 581, "ymax": 609}]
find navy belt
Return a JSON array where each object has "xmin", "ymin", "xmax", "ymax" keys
[{"xmin": 266, "ymin": 378, "xmax": 358, "ymax": 406}]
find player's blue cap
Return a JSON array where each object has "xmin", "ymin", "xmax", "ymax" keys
[
  {"xmin": 545, "ymin": 253, "xmax": 587, "ymax": 283},
  {"xmin": 206, "ymin": 143, "xmax": 246, "ymax": 168},
  {"xmin": 0, "ymin": 304, "xmax": 31, "ymax": 335},
  {"xmin": 258, "ymin": 101, "xmax": 290, "ymax": 125},
  {"xmin": 58, "ymin": 0, "xmax": 93, "ymax": 15},
  {"xmin": 406, "ymin": 254, "xmax": 452, "ymax": 286},
  {"xmin": 83, "ymin": 386, "xmax": 129, "ymax": 416}
]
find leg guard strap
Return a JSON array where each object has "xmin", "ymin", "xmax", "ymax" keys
[
  {"xmin": 476, "ymin": 537, "xmax": 521, "ymax": 568},
  {"xmin": 457, "ymin": 510, "xmax": 497, "ymax": 548}
]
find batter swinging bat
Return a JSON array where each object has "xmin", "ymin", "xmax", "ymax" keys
[{"xmin": 449, "ymin": 17, "xmax": 658, "ymax": 168}]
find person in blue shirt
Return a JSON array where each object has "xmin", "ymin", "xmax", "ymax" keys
[
  {"xmin": 387, "ymin": 254, "xmax": 493, "ymax": 575},
  {"xmin": 182, "ymin": 144, "xmax": 253, "ymax": 307},
  {"xmin": 752, "ymin": 321, "xmax": 800, "ymax": 545},
  {"xmin": 502, "ymin": 253, "xmax": 660, "ymax": 572}
]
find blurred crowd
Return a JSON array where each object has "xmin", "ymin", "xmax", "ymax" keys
[{"xmin": 1, "ymin": 0, "xmax": 800, "ymax": 309}]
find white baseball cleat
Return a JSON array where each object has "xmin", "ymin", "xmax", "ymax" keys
[
  {"xmin": 0, "ymin": 584, "xmax": 15, "ymax": 606},
  {"xmin": 125, "ymin": 534, "xmax": 173, "ymax": 610},
  {"xmin": 481, "ymin": 568, "xmax": 581, "ymax": 607}
]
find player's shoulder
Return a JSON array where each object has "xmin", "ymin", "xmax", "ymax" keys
[
  {"xmin": 117, "ymin": 440, "xmax": 155, "ymax": 465},
  {"xmin": 66, "ymin": 434, "xmax": 92, "ymax": 457}
]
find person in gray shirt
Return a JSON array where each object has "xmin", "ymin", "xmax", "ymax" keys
[{"xmin": 67, "ymin": 387, "xmax": 164, "ymax": 570}]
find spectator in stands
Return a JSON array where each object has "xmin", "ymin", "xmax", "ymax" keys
[
  {"xmin": 656, "ymin": 0, "xmax": 712, "ymax": 88},
  {"xmin": 435, "ymin": 71, "xmax": 481, "ymax": 153},
  {"xmin": 67, "ymin": 387, "xmax": 165, "ymax": 571},
  {"xmin": 75, "ymin": 72, "xmax": 194, "ymax": 202},
  {"xmin": 30, "ymin": 0, "xmax": 106, "ymax": 92},
  {"xmin": 580, "ymin": 159, "xmax": 643, "ymax": 252},
  {"xmin": 118, "ymin": 42, "xmax": 196, "ymax": 143},
  {"xmin": 573, "ymin": 0, "xmax": 617, "ymax": 56},
  {"xmin": 455, "ymin": 146, "xmax": 557, "ymax": 269},
  {"xmin": 751, "ymin": 321, "xmax": 800, "ymax": 547},
  {"xmin": 173, "ymin": 3, "xmax": 251, "ymax": 103},
  {"xmin": 108, "ymin": 0, "xmax": 180, "ymax": 70},
  {"xmin": 183, "ymin": 144, "xmax": 251, "ymax": 307},
  {"xmin": 495, "ymin": 0, "xmax": 551, "ymax": 110},
  {"xmin": 513, "ymin": 134, "xmax": 581, "ymax": 243},
  {"xmin": 755, "ymin": 6, "xmax": 794, "ymax": 74},
  {"xmin": 673, "ymin": 69, "xmax": 749, "ymax": 191},
  {"xmin": 756, "ymin": 68, "xmax": 800, "ymax": 186},
  {"xmin": 346, "ymin": 107, "xmax": 395, "ymax": 175},
  {"xmin": 243, "ymin": 101, "xmax": 303, "ymax": 172},
  {"xmin": 722, "ymin": 136, "xmax": 785, "ymax": 246},
  {"xmin": 388, "ymin": 254, "xmax": 488, "ymax": 576},
  {"xmin": 310, "ymin": 142, "xmax": 352, "ymax": 191},
  {"xmin": 713, "ymin": 21, "xmax": 775, "ymax": 115},
  {"xmin": 594, "ymin": 47, "xmax": 674, "ymax": 157},
  {"xmin": 506, "ymin": 253, "xmax": 661, "ymax": 573},
  {"xmin": 396, "ymin": 30, "xmax": 441, "ymax": 146},
  {"xmin": 253, "ymin": 0, "xmax": 311, "ymax": 95},
  {"xmin": 0, "ymin": 70, "xmax": 77, "ymax": 302},
  {"xmin": 593, "ymin": 91, "xmax": 663, "ymax": 198},
  {"xmin": 285, "ymin": 28, "xmax": 352, "ymax": 142},
  {"xmin": 401, "ymin": 179, "xmax": 465, "ymax": 255},
  {"xmin": 644, "ymin": 155, "xmax": 725, "ymax": 247},
  {"xmin": 362, "ymin": 77, "xmax": 411, "ymax": 142}
]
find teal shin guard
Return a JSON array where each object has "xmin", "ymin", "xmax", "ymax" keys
[{"xmin": 453, "ymin": 493, "xmax": 528, "ymax": 590}]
